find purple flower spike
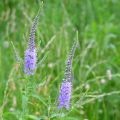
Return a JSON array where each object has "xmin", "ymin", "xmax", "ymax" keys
[
  {"xmin": 58, "ymin": 81, "xmax": 72, "ymax": 110},
  {"xmin": 24, "ymin": 49, "xmax": 37, "ymax": 75},
  {"xmin": 24, "ymin": 12, "xmax": 40, "ymax": 75},
  {"xmin": 58, "ymin": 41, "xmax": 78, "ymax": 110}
]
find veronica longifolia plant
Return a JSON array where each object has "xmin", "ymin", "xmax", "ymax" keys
[
  {"xmin": 24, "ymin": 13, "xmax": 40, "ymax": 75},
  {"xmin": 58, "ymin": 41, "xmax": 77, "ymax": 110}
]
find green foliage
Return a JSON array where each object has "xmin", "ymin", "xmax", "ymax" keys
[{"xmin": 0, "ymin": 0, "xmax": 120, "ymax": 120}]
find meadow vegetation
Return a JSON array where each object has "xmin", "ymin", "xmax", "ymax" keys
[{"xmin": 0, "ymin": 0, "xmax": 120, "ymax": 120}]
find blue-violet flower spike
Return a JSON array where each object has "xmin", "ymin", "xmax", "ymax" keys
[
  {"xmin": 58, "ymin": 41, "xmax": 77, "ymax": 110},
  {"xmin": 24, "ymin": 13, "xmax": 39, "ymax": 75}
]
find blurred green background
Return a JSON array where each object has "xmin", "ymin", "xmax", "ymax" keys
[{"xmin": 0, "ymin": 0, "xmax": 120, "ymax": 120}]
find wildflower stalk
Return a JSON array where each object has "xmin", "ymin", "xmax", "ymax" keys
[
  {"xmin": 24, "ymin": 11, "xmax": 40, "ymax": 75},
  {"xmin": 58, "ymin": 40, "xmax": 78, "ymax": 110},
  {"xmin": 64, "ymin": 41, "xmax": 78, "ymax": 82}
]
